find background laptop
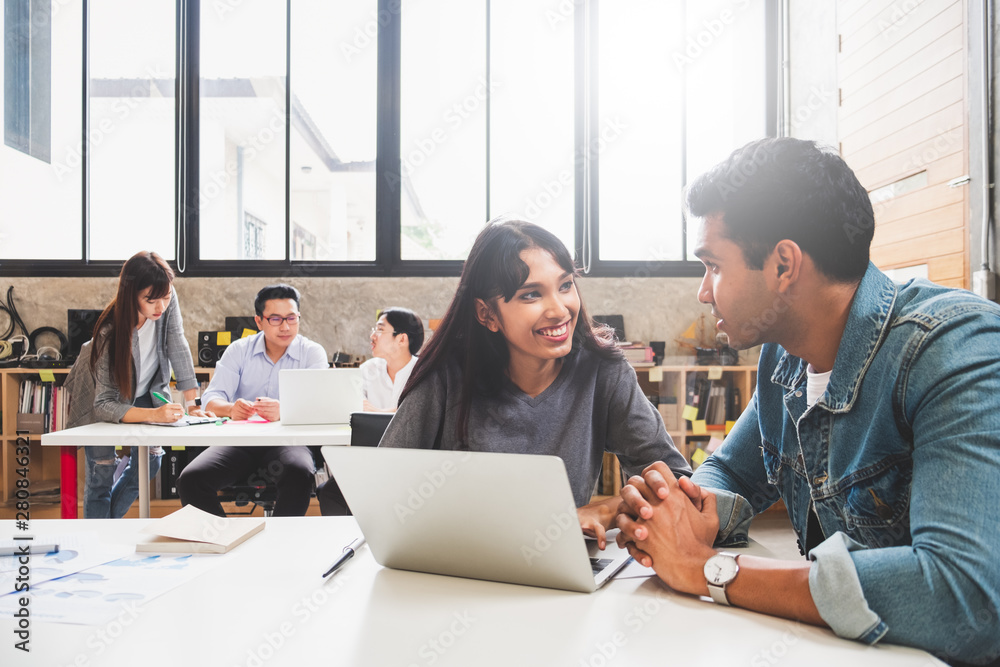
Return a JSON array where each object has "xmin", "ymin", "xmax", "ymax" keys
[
  {"xmin": 321, "ymin": 447, "xmax": 632, "ymax": 593},
  {"xmin": 279, "ymin": 368, "xmax": 363, "ymax": 425}
]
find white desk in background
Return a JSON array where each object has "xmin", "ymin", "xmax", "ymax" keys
[
  {"xmin": 0, "ymin": 517, "xmax": 943, "ymax": 667},
  {"xmin": 41, "ymin": 421, "xmax": 352, "ymax": 518}
]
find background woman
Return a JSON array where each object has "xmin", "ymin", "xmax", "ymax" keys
[{"xmin": 85, "ymin": 251, "xmax": 207, "ymax": 518}]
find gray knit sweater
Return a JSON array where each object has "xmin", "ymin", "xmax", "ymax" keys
[{"xmin": 380, "ymin": 346, "xmax": 691, "ymax": 507}]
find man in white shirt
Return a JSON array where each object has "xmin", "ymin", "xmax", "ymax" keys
[{"xmin": 359, "ymin": 307, "xmax": 424, "ymax": 412}]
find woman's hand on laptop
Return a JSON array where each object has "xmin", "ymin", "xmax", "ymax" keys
[
  {"xmin": 577, "ymin": 496, "xmax": 621, "ymax": 550},
  {"xmin": 253, "ymin": 397, "xmax": 280, "ymax": 421}
]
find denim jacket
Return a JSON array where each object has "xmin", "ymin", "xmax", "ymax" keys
[{"xmin": 692, "ymin": 263, "xmax": 1000, "ymax": 665}]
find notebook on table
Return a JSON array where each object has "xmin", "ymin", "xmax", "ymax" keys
[
  {"xmin": 279, "ymin": 368, "xmax": 363, "ymax": 425},
  {"xmin": 321, "ymin": 447, "xmax": 632, "ymax": 593}
]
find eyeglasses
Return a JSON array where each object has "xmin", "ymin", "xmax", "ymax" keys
[
  {"xmin": 370, "ymin": 326, "xmax": 400, "ymax": 337},
  {"xmin": 263, "ymin": 314, "xmax": 301, "ymax": 326}
]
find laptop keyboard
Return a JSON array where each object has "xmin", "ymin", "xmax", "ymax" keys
[{"xmin": 590, "ymin": 558, "xmax": 614, "ymax": 576}]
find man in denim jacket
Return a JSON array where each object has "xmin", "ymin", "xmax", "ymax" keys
[{"xmin": 616, "ymin": 138, "xmax": 1000, "ymax": 665}]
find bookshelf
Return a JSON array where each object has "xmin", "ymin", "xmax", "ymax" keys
[
  {"xmin": 633, "ymin": 363, "xmax": 758, "ymax": 468},
  {"xmin": 0, "ymin": 366, "xmax": 216, "ymax": 514},
  {"xmin": 593, "ymin": 363, "xmax": 757, "ymax": 501}
]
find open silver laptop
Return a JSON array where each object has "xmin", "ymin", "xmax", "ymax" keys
[
  {"xmin": 279, "ymin": 368, "xmax": 363, "ymax": 425},
  {"xmin": 321, "ymin": 447, "xmax": 632, "ymax": 593}
]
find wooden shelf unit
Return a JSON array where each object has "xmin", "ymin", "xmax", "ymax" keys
[
  {"xmin": 0, "ymin": 366, "xmax": 216, "ymax": 508},
  {"xmin": 633, "ymin": 364, "xmax": 758, "ymax": 467}
]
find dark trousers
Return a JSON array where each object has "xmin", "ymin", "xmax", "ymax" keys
[{"xmin": 177, "ymin": 445, "xmax": 315, "ymax": 517}]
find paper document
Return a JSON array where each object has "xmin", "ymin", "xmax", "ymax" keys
[
  {"xmin": 136, "ymin": 505, "xmax": 264, "ymax": 553},
  {"xmin": 145, "ymin": 415, "xmax": 224, "ymax": 427}
]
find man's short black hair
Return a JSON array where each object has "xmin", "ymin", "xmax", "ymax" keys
[
  {"xmin": 255, "ymin": 284, "xmax": 301, "ymax": 316},
  {"xmin": 685, "ymin": 138, "xmax": 875, "ymax": 283}
]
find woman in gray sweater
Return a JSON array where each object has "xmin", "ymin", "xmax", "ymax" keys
[
  {"xmin": 84, "ymin": 251, "xmax": 207, "ymax": 518},
  {"xmin": 380, "ymin": 218, "xmax": 690, "ymax": 548}
]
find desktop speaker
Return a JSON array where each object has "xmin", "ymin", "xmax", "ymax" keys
[{"xmin": 198, "ymin": 331, "xmax": 231, "ymax": 368}]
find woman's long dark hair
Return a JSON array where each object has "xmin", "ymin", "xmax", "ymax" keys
[
  {"xmin": 91, "ymin": 251, "xmax": 174, "ymax": 400},
  {"xmin": 400, "ymin": 218, "xmax": 618, "ymax": 442}
]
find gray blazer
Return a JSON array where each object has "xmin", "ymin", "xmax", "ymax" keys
[
  {"xmin": 92, "ymin": 286, "xmax": 199, "ymax": 423},
  {"xmin": 64, "ymin": 339, "xmax": 96, "ymax": 430}
]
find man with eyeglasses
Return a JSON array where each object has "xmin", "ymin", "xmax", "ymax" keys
[{"xmin": 177, "ymin": 284, "xmax": 328, "ymax": 517}]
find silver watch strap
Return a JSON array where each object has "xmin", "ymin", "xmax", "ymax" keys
[{"xmin": 707, "ymin": 583, "xmax": 731, "ymax": 606}]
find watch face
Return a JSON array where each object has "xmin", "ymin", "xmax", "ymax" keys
[{"xmin": 704, "ymin": 554, "xmax": 739, "ymax": 586}]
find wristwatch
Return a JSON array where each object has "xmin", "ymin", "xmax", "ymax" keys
[{"xmin": 704, "ymin": 552, "xmax": 740, "ymax": 606}]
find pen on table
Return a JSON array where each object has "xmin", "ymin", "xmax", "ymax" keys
[
  {"xmin": 321, "ymin": 536, "xmax": 366, "ymax": 578},
  {"xmin": 0, "ymin": 543, "xmax": 59, "ymax": 557}
]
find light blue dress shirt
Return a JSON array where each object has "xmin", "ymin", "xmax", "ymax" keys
[{"xmin": 200, "ymin": 332, "xmax": 328, "ymax": 406}]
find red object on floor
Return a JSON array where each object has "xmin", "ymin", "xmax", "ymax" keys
[{"xmin": 60, "ymin": 446, "xmax": 78, "ymax": 518}]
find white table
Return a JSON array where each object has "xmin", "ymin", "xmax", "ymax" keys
[
  {"xmin": 41, "ymin": 421, "xmax": 352, "ymax": 518},
  {"xmin": 0, "ymin": 517, "xmax": 943, "ymax": 666}
]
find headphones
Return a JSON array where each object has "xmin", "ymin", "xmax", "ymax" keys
[{"xmin": 28, "ymin": 326, "xmax": 69, "ymax": 360}]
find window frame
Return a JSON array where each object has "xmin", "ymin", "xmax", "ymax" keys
[{"xmin": 0, "ymin": 0, "xmax": 777, "ymax": 279}]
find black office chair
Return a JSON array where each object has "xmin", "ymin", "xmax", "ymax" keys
[
  {"xmin": 316, "ymin": 411, "xmax": 393, "ymax": 515},
  {"xmin": 216, "ymin": 446, "xmax": 325, "ymax": 518}
]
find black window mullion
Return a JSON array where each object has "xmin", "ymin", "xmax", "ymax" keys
[
  {"xmin": 379, "ymin": 0, "xmax": 400, "ymax": 274},
  {"xmin": 183, "ymin": 0, "xmax": 201, "ymax": 270},
  {"xmin": 82, "ymin": 0, "xmax": 90, "ymax": 263}
]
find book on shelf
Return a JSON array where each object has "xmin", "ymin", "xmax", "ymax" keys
[
  {"xmin": 16, "ymin": 379, "xmax": 70, "ymax": 433},
  {"xmin": 136, "ymin": 505, "xmax": 265, "ymax": 554},
  {"xmin": 619, "ymin": 345, "xmax": 653, "ymax": 364}
]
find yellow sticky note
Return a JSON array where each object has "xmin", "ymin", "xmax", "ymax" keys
[
  {"xmin": 217, "ymin": 331, "xmax": 232, "ymax": 346},
  {"xmin": 725, "ymin": 420, "xmax": 737, "ymax": 435},
  {"xmin": 682, "ymin": 405, "xmax": 699, "ymax": 422},
  {"xmin": 115, "ymin": 445, "xmax": 122, "ymax": 451},
  {"xmin": 38, "ymin": 370, "xmax": 56, "ymax": 382},
  {"xmin": 691, "ymin": 448, "xmax": 708, "ymax": 466},
  {"xmin": 692, "ymin": 419, "xmax": 707, "ymax": 435},
  {"xmin": 708, "ymin": 366, "xmax": 723, "ymax": 380},
  {"xmin": 172, "ymin": 445, "xmax": 185, "ymax": 451},
  {"xmin": 648, "ymin": 367, "xmax": 663, "ymax": 382},
  {"xmin": 241, "ymin": 328, "xmax": 256, "ymax": 339}
]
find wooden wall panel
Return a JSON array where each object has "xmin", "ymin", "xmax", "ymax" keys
[{"xmin": 838, "ymin": 0, "xmax": 969, "ymax": 288}]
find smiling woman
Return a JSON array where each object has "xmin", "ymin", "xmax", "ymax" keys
[{"xmin": 375, "ymin": 217, "xmax": 691, "ymax": 546}]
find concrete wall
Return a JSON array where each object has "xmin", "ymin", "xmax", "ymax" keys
[{"xmin": 1, "ymin": 274, "xmax": 743, "ymax": 365}]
